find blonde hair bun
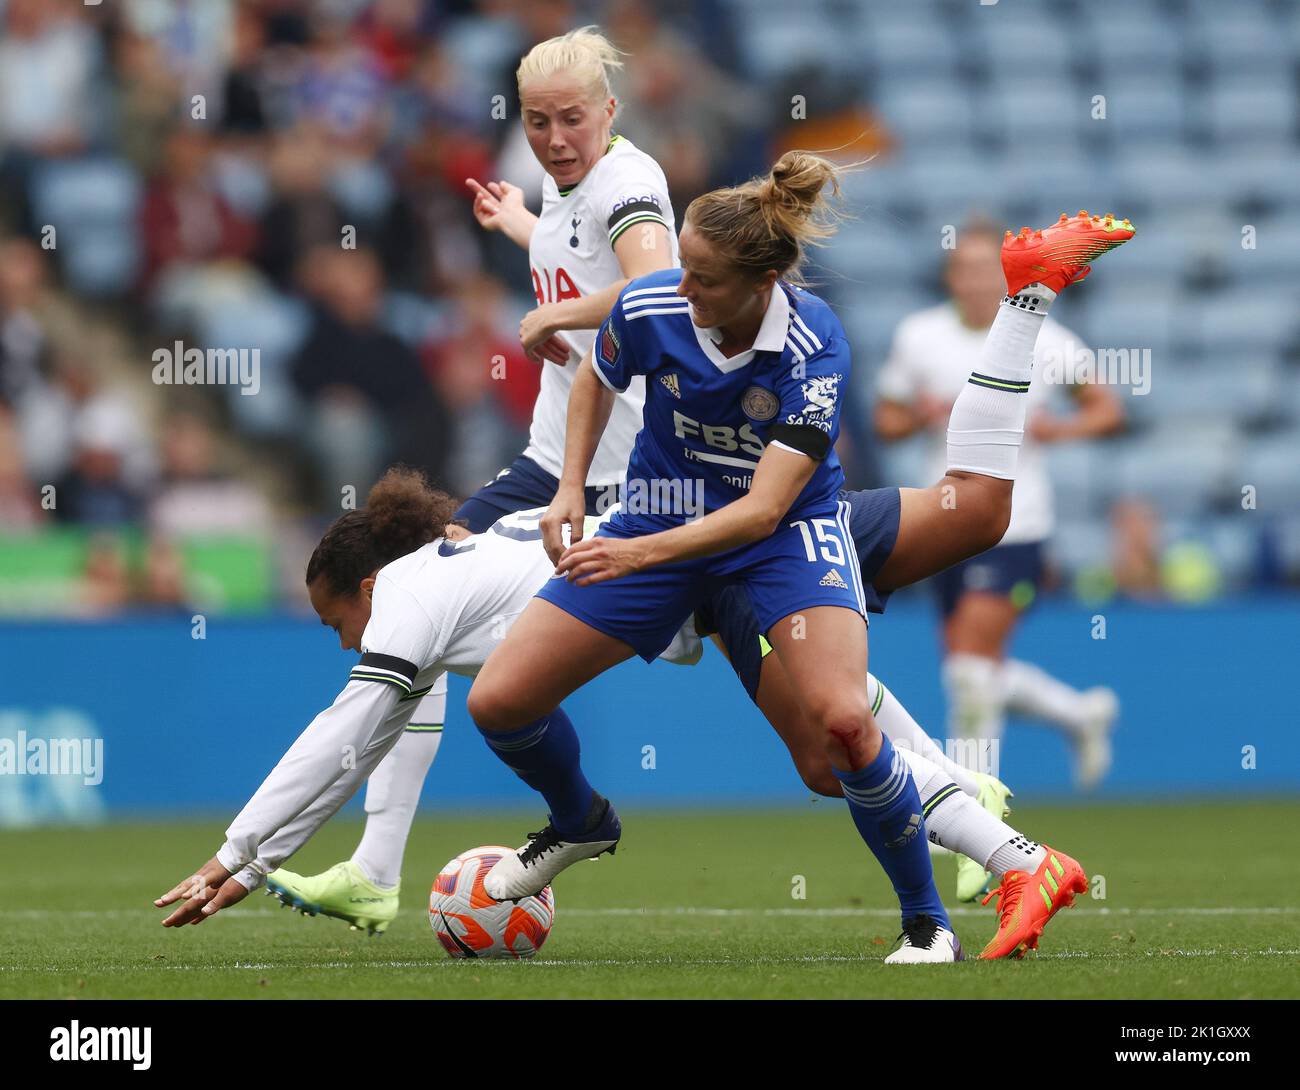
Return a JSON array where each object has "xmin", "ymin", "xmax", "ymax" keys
[{"xmin": 686, "ymin": 151, "xmax": 849, "ymax": 284}]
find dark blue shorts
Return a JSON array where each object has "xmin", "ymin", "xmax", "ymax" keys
[
  {"xmin": 536, "ymin": 498, "xmax": 869, "ymax": 663},
  {"xmin": 454, "ymin": 454, "xmax": 611, "ymax": 533},
  {"xmin": 930, "ymin": 540, "xmax": 1046, "ymax": 617},
  {"xmin": 695, "ymin": 486, "xmax": 902, "ymax": 701}
]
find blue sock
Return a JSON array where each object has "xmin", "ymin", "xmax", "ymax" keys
[
  {"xmin": 477, "ymin": 708, "xmax": 595, "ymax": 836},
  {"xmin": 833, "ymin": 733, "xmax": 950, "ymax": 929}
]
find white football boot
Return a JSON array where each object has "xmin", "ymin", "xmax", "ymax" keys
[
  {"xmin": 484, "ymin": 793, "xmax": 622, "ymax": 901},
  {"xmin": 884, "ymin": 915, "xmax": 965, "ymax": 964}
]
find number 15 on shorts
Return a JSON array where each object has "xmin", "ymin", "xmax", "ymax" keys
[{"xmin": 791, "ymin": 518, "xmax": 846, "ymax": 565}]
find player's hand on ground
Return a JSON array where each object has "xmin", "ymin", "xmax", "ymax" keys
[
  {"xmin": 155, "ymin": 857, "xmax": 247, "ymax": 927},
  {"xmin": 521, "ymin": 304, "xmax": 571, "ymax": 364},
  {"xmin": 555, "ymin": 534, "xmax": 647, "ymax": 586},
  {"xmin": 542, "ymin": 486, "xmax": 587, "ymax": 566},
  {"xmin": 465, "ymin": 178, "xmax": 526, "ymax": 234}
]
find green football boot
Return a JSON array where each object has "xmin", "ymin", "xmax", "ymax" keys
[
  {"xmin": 265, "ymin": 861, "xmax": 400, "ymax": 935},
  {"xmin": 954, "ymin": 773, "xmax": 1015, "ymax": 903}
]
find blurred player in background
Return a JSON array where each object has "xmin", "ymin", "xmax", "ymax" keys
[
  {"xmin": 286, "ymin": 26, "xmax": 678, "ymax": 917},
  {"xmin": 875, "ymin": 220, "xmax": 1124, "ymax": 815}
]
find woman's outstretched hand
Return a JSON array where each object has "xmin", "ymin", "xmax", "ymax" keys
[
  {"xmin": 465, "ymin": 178, "xmax": 535, "ymax": 248},
  {"xmin": 155, "ymin": 856, "xmax": 250, "ymax": 927}
]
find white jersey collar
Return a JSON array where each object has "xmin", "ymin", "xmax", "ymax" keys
[{"xmin": 691, "ymin": 284, "xmax": 790, "ymax": 373}]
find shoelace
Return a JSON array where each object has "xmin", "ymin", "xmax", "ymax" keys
[
  {"xmin": 982, "ymin": 871, "xmax": 1025, "ymax": 924},
  {"xmin": 897, "ymin": 914, "xmax": 941, "ymax": 949},
  {"xmin": 518, "ymin": 825, "xmax": 564, "ymax": 868}
]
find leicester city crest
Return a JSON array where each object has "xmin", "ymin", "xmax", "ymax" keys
[{"xmin": 741, "ymin": 385, "xmax": 779, "ymax": 421}]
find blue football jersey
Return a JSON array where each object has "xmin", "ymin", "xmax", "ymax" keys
[{"xmin": 592, "ymin": 268, "xmax": 850, "ymax": 526}]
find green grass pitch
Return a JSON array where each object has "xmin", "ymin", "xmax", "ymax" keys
[{"xmin": 2, "ymin": 800, "xmax": 1297, "ymax": 999}]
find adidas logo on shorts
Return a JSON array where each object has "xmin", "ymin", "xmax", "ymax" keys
[
  {"xmin": 660, "ymin": 373, "xmax": 681, "ymax": 398},
  {"xmin": 819, "ymin": 569, "xmax": 848, "ymax": 589}
]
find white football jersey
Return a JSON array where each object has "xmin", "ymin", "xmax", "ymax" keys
[
  {"xmin": 524, "ymin": 135, "xmax": 678, "ymax": 486},
  {"xmin": 876, "ymin": 303, "xmax": 1095, "ymax": 544},
  {"xmin": 220, "ymin": 507, "xmax": 699, "ymax": 886},
  {"xmin": 359, "ymin": 508, "xmax": 699, "ymax": 695}
]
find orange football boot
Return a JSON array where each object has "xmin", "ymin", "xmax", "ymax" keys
[
  {"xmin": 978, "ymin": 846, "xmax": 1088, "ymax": 960},
  {"xmin": 1002, "ymin": 211, "xmax": 1135, "ymax": 296}
]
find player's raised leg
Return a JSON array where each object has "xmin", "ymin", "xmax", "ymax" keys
[
  {"xmin": 467, "ymin": 597, "xmax": 636, "ymax": 900},
  {"xmin": 874, "ymin": 211, "xmax": 1135, "ymax": 594},
  {"xmin": 763, "ymin": 606, "xmax": 961, "ymax": 963}
]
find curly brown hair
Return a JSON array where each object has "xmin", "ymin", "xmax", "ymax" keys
[{"xmin": 306, "ymin": 466, "xmax": 460, "ymax": 597}]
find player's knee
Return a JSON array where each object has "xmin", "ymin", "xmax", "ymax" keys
[
  {"xmin": 795, "ymin": 753, "xmax": 843, "ymax": 798},
  {"xmin": 466, "ymin": 683, "xmax": 519, "ymax": 733},
  {"xmin": 973, "ymin": 480, "xmax": 1013, "ymax": 549},
  {"xmin": 948, "ymin": 474, "xmax": 1012, "ymax": 552},
  {"xmin": 810, "ymin": 697, "xmax": 878, "ymax": 756}
]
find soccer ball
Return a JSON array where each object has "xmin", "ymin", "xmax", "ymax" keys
[{"xmin": 428, "ymin": 846, "xmax": 555, "ymax": 959}]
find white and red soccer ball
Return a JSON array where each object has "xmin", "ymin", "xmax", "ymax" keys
[{"xmin": 428, "ymin": 846, "xmax": 555, "ymax": 959}]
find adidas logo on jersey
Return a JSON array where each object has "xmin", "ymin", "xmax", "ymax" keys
[
  {"xmin": 819, "ymin": 569, "xmax": 848, "ymax": 589},
  {"xmin": 660, "ymin": 373, "xmax": 681, "ymax": 398}
]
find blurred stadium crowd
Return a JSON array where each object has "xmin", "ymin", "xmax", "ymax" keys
[{"xmin": 0, "ymin": 0, "xmax": 1296, "ymax": 616}]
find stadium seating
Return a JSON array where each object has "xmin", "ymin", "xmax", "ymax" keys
[{"xmin": 29, "ymin": 157, "xmax": 141, "ymax": 298}]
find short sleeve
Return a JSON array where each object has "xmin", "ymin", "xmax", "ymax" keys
[
  {"xmin": 876, "ymin": 318, "xmax": 921, "ymax": 403},
  {"xmin": 355, "ymin": 576, "xmax": 441, "ymax": 694},
  {"xmin": 591, "ymin": 284, "xmax": 641, "ymax": 393},
  {"xmin": 593, "ymin": 153, "xmax": 671, "ymax": 250},
  {"xmin": 774, "ymin": 335, "xmax": 851, "ymax": 438}
]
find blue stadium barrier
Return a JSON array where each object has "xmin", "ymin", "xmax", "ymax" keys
[{"xmin": 1, "ymin": 597, "xmax": 1296, "ymax": 821}]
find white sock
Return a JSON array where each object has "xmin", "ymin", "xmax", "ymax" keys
[
  {"xmin": 352, "ymin": 728, "xmax": 442, "ymax": 888},
  {"xmin": 351, "ymin": 682, "xmax": 446, "ymax": 888},
  {"xmin": 942, "ymin": 653, "xmax": 1005, "ymax": 777},
  {"xmin": 1001, "ymin": 658, "xmax": 1094, "ymax": 737},
  {"xmin": 987, "ymin": 834, "xmax": 1048, "ymax": 876},
  {"xmin": 869, "ymin": 672, "xmax": 980, "ymax": 796},
  {"xmin": 946, "ymin": 285, "xmax": 1056, "ymax": 480},
  {"xmin": 896, "ymin": 749, "xmax": 1017, "ymax": 870}
]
